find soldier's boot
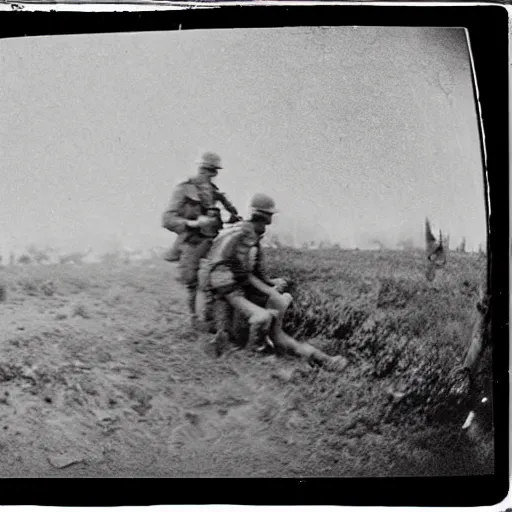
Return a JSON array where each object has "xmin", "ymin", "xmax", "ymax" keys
[
  {"xmin": 204, "ymin": 329, "xmax": 231, "ymax": 358},
  {"xmin": 224, "ymin": 293, "xmax": 275, "ymax": 352},
  {"xmin": 266, "ymin": 291, "xmax": 346, "ymax": 369},
  {"xmin": 246, "ymin": 310, "xmax": 275, "ymax": 353},
  {"xmin": 263, "ymin": 291, "xmax": 347, "ymax": 370},
  {"xmin": 255, "ymin": 309, "xmax": 279, "ymax": 353},
  {"xmin": 203, "ymin": 298, "xmax": 236, "ymax": 357}
]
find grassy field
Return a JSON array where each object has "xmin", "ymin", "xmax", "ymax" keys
[{"xmin": 0, "ymin": 248, "xmax": 493, "ymax": 477}]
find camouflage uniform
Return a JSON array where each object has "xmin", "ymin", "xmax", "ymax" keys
[{"xmin": 162, "ymin": 176, "xmax": 238, "ymax": 326}]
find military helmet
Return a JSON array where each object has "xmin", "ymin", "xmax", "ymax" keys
[
  {"xmin": 250, "ymin": 193, "xmax": 278, "ymax": 215},
  {"xmin": 196, "ymin": 151, "xmax": 223, "ymax": 170}
]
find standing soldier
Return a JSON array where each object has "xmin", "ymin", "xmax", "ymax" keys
[
  {"xmin": 199, "ymin": 193, "xmax": 347, "ymax": 371},
  {"xmin": 162, "ymin": 152, "xmax": 240, "ymax": 330}
]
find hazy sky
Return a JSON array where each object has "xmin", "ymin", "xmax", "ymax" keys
[{"xmin": 0, "ymin": 26, "xmax": 486, "ymax": 254}]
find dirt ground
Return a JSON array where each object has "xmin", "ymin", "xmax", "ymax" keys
[{"xmin": 0, "ymin": 253, "xmax": 494, "ymax": 477}]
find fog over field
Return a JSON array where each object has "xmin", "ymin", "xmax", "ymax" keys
[
  {"xmin": 0, "ymin": 25, "xmax": 493, "ymax": 478},
  {"xmin": 0, "ymin": 27, "xmax": 486, "ymax": 256}
]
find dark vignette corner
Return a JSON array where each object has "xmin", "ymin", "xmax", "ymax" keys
[{"xmin": 0, "ymin": 2, "xmax": 508, "ymax": 508}]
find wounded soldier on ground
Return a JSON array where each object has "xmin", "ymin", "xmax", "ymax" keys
[{"xmin": 199, "ymin": 193, "xmax": 347, "ymax": 372}]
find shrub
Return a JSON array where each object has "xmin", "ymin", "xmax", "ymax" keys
[
  {"xmin": 262, "ymin": 248, "xmax": 480, "ymax": 427},
  {"xmin": 19, "ymin": 279, "xmax": 39, "ymax": 296}
]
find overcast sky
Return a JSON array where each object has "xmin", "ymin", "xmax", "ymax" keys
[{"xmin": 0, "ymin": 26, "xmax": 486, "ymax": 254}]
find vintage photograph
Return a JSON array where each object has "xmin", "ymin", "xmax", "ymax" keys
[{"xmin": 0, "ymin": 25, "xmax": 492, "ymax": 477}]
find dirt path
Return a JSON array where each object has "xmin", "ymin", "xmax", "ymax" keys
[
  {"xmin": 0, "ymin": 260, "xmax": 492, "ymax": 477},
  {"xmin": 0, "ymin": 262, "xmax": 317, "ymax": 477}
]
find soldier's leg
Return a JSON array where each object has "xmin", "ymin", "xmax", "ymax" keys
[
  {"xmin": 183, "ymin": 285, "xmax": 198, "ymax": 329},
  {"xmin": 204, "ymin": 298, "xmax": 234, "ymax": 357},
  {"xmin": 242, "ymin": 284, "xmax": 290, "ymax": 352},
  {"xmin": 179, "ymin": 243, "xmax": 205, "ymax": 328},
  {"xmin": 209, "ymin": 265, "xmax": 275, "ymax": 350},
  {"xmin": 200, "ymin": 253, "xmax": 215, "ymax": 332},
  {"xmin": 265, "ymin": 290, "xmax": 292, "ymax": 325},
  {"xmin": 269, "ymin": 315, "xmax": 346, "ymax": 370},
  {"xmin": 194, "ymin": 241, "xmax": 215, "ymax": 329},
  {"xmin": 224, "ymin": 292, "xmax": 276, "ymax": 351},
  {"xmin": 247, "ymin": 276, "xmax": 347, "ymax": 370},
  {"xmin": 194, "ymin": 287, "xmax": 218, "ymax": 334}
]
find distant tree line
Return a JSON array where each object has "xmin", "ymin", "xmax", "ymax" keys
[
  {"xmin": 0, "ymin": 234, "xmax": 486, "ymax": 267},
  {"xmin": 263, "ymin": 233, "xmax": 485, "ymax": 255}
]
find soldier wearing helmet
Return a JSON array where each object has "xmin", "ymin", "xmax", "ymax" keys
[
  {"xmin": 204, "ymin": 193, "xmax": 283, "ymax": 296},
  {"xmin": 162, "ymin": 152, "xmax": 241, "ymax": 330},
  {"xmin": 198, "ymin": 194, "xmax": 347, "ymax": 371}
]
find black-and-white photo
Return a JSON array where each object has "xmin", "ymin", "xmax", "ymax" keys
[{"xmin": 0, "ymin": 24, "xmax": 493, "ymax": 479}]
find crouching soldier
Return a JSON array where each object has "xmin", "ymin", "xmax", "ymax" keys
[
  {"xmin": 199, "ymin": 193, "xmax": 347, "ymax": 372},
  {"xmin": 162, "ymin": 152, "xmax": 240, "ymax": 330}
]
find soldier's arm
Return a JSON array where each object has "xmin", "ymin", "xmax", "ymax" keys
[
  {"xmin": 253, "ymin": 246, "xmax": 277, "ymax": 287},
  {"xmin": 253, "ymin": 245, "xmax": 288, "ymax": 291},
  {"xmin": 216, "ymin": 190, "xmax": 240, "ymax": 217},
  {"xmin": 247, "ymin": 274, "xmax": 277, "ymax": 295},
  {"xmin": 162, "ymin": 185, "xmax": 196, "ymax": 235}
]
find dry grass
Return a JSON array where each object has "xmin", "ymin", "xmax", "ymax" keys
[{"xmin": 0, "ymin": 250, "xmax": 492, "ymax": 477}]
